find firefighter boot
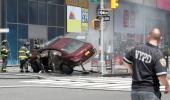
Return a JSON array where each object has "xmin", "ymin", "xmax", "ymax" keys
[
  {"xmin": 1, "ymin": 68, "xmax": 7, "ymax": 72},
  {"xmin": 25, "ymin": 69, "xmax": 30, "ymax": 73},
  {"xmin": 20, "ymin": 69, "xmax": 24, "ymax": 73}
]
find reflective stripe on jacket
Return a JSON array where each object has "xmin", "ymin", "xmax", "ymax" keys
[
  {"xmin": 18, "ymin": 46, "xmax": 30, "ymax": 60},
  {"xmin": 1, "ymin": 46, "xmax": 9, "ymax": 58}
]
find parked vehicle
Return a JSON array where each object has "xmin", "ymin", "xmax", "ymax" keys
[{"xmin": 30, "ymin": 37, "xmax": 96, "ymax": 75}]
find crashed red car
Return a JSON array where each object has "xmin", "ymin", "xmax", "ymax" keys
[{"xmin": 30, "ymin": 37, "xmax": 96, "ymax": 74}]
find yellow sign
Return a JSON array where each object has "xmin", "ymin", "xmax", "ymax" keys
[
  {"xmin": 65, "ymin": 0, "xmax": 89, "ymax": 8},
  {"xmin": 67, "ymin": 6, "xmax": 81, "ymax": 33}
]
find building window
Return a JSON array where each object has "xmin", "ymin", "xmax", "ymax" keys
[
  {"xmin": 29, "ymin": 0, "xmax": 38, "ymax": 2},
  {"xmin": 38, "ymin": 2, "xmax": 47, "ymax": 25},
  {"xmin": 56, "ymin": 5, "xmax": 64, "ymax": 27},
  {"xmin": 29, "ymin": 1, "xmax": 38, "ymax": 24},
  {"xmin": 48, "ymin": 4, "xmax": 57, "ymax": 26},
  {"xmin": 48, "ymin": 27, "xmax": 64, "ymax": 40},
  {"xmin": 48, "ymin": 4, "xmax": 64, "ymax": 27},
  {"xmin": 7, "ymin": 0, "xmax": 17, "ymax": 23},
  {"xmin": 18, "ymin": 0, "xmax": 28, "ymax": 24},
  {"xmin": 47, "ymin": 0, "xmax": 64, "ymax": 5},
  {"xmin": 7, "ymin": 24, "xmax": 18, "ymax": 63},
  {"xmin": 18, "ymin": 24, "xmax": 28, "ymax": 48},
  {"xmin": 38, "ymin": 0, "xmax": 48, "ymax": 3}
]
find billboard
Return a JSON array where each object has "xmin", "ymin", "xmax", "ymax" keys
[
  {"xmin": 67, "ymin": 6, "xmax": 81, "ymax": 33},
  {"xmin": 81, "ymin": 8, "xmax": 88, "ymax": 33},
  {"xmin": 65, "ymin": 0, "xmax": 89, "ymax": 8},
  {"xmin": 157, "ymin": 0, "xmax": 170, "ymax": 11}
]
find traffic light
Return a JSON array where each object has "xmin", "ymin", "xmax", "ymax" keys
[
  {"xmin": 110, "ymin": 0, "xmax": 119, "ymax": 9},
  {"xmin": 91, "ymin": 18, "xmax": 100, "ymax": 30}
]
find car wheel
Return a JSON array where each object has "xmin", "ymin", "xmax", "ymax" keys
[
  {"xmin": 61, "ymin": 64, "xmax": 73, "ymax": 75},
  {"xmin": 31, "ymin": 61, "xmax": 40, "ymax": 73}
]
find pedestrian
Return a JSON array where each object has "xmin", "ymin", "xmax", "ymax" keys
[
  {"xmin": 18, "ymin": 42, "xmax": 31, "ymax": 73},
  {"xmin": 0, "ymin": 40, "xmax": 10, "ymax": 72},
  {"xmin": 123, "ymin": 28, "xmax": 170, "ymax": 100}
]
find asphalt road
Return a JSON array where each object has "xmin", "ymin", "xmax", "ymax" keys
[
  {"xmin": 0, "ymin": 86, "xmax": 170, "ymax": 100},
  {"xmin": 0, "ymin": 79, "xmax": 170, "ymax": 100},
  {"xmin": 0, "ymin": 86, "xmax": 130, "ymax": 100}
]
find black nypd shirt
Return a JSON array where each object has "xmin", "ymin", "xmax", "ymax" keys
[{"xmin": 123, "ymin": 43, "xmax": 167, "ymax": 92}]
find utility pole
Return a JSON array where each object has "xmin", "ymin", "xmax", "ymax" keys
[
  {"xmin": 91, "ymin": 0, "xmax": 119, "ymax": 75},
  {"xmin": 100, "ymin": 0, "xmax": 106, "ymax": 75}
]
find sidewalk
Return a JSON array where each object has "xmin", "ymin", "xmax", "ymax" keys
[
  {"xmin": 0, "ymin": 66, "xmax": 43, "ymax": 79},
  {"xmin": 4, "ymin": 66, "xmax": 20, "ymax": 73},
  {"xmin": 5, "ymin": 66, "xmax": 170, "ymax": 76},
  {"xmin": 1, "ymin": 65, "xmax": 170, "ymax": 79}
]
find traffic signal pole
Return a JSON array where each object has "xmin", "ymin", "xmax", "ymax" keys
[
  {"xmin": 93, "ymin": 0, "xmax": 119, "ymax": 75},
  {"xmin": 100, "ymin": 0, "xmax": 106, "ymax": 75}
]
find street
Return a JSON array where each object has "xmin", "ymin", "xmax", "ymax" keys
[
  {"xmin": 0, "ymin": 86, "xmax": 131, "ymax": 100},
  {"xmin": 1, "ymin": 0, "xmax": 170, "ymax": 100},
  {"xmin": 0, "ymin": 73, "xmax": 170, "ymax": 100}
]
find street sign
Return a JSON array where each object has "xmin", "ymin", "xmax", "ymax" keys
[
  {"xmin": 90, "ymin": 0, "xmax": 99, "ymax": 3},
  {"xmin": 76, "ymin": 36, "xmax": 86, "ymax": 40},
  {"xmin": 103, "ymin": 16, "xmax": 110, "ymax": 21},
  {"xmin": 98, "ymin": 9, "xmax": 109, "ymax": 16},
  {"xmin": 90, "ymin": 0, "xmax": 109, "ymax": 4},
  {"xmin": 0, "ymin": 28, "xmax": 9, "ymax": 33}
]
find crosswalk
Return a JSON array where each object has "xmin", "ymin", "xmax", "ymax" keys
[
  {"xmin": 21, "ymin": 76, "xmax": 132, "ymax": 91},
  {"xmin": 20, "ymin": 76, "xmax": 166, "ymax": 91}
]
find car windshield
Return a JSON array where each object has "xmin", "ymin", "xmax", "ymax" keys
[{"xmin": 62, "ymin": 39, "xmax": 85, "ymax": 54}]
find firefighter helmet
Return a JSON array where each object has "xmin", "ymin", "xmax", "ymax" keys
[
  {"xmin": 24, "ymin": 41, "xmax": 30, "ymax": 47},
  {"xmin": 34, "ymin": 38, "xmax": 40, "ymax": 44},
  {"xmin": 1, "ymin": 40, "xmax": 8, "ymax": 45}
]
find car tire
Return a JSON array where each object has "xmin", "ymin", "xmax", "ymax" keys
[
  {"xmin": 61, "ymin": 64, "xmax": 73, "ymax": 75},
  {"xmin": 31, "ymin": 61, "xmax": 40, "ymax": 73}
]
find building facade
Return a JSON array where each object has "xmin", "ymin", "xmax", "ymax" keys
[
  {"xmin": 0, "ymin": 0, "xmax": 65, "ymax": 64},
  {"xmin": 0, "ymin": 0, "xmax": 170, "ymax": 66},
  {"xmin": 88, "ymin": 0, "xmax": 170, "ymax": 63}
]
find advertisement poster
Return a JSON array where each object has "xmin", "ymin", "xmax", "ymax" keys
[
  {"xmin": 81, "ymin": 8, "xmax": 88, "ymax": 33},
  {"xmin": 67, "ymin": 6, "xmax": 81, "ymax": 33},
  {"xmin": 157, "ymin": 0, "xmax": 170, "ymax": 11}
]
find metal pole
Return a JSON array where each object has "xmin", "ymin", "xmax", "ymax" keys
[
  {"xmin": 100, "ymin": 0, "xmax": 106, "ymax": 75},
  {"xmin": 143, "ymin": 0, "xmax": 146, "ymax": 44}
]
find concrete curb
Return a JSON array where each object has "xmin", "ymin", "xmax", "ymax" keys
[{"xmin": 0, "ymin": 73, "xmax": 46, "ymax": 79}]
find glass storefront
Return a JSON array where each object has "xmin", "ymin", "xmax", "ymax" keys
[
  {"xmin": 112, "ymin": 0, "xmax": 170, "ymax": 66},
  {"xmin": 1, "ymin": 0, "xmax": 170, "ymax": 67},
  {"xmin": 1, "ymin": 0, "xmax": 65, "ymax": 64}
]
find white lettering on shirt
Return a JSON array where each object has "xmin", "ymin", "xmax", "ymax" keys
[{"xmin": 135, "ymin": 50, "xmax": 152, "ymax": 63}]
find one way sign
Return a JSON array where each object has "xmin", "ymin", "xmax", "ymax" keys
[{"xmin": 98, "ymin": 9, "xmax": 109, "ymax": 16}]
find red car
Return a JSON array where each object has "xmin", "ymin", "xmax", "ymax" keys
[{"xmin": 30, "ymin": 37, "xmax": 96, "ymax": 74}]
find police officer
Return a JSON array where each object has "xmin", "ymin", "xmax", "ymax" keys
[
  {"xmin": 123, "ymin": 28, "xmax": 170, "ymax": 100},
  {"xmin": 0, "ymin": 40, "xmax": 9, "ymax": 72},
  {"xmin": 18, "ymin": 42, "xmax": 31, "ymax": 73}
]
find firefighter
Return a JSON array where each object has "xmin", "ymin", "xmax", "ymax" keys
[
  {"xmin": 33, "ymin": 38, "xmax": 40, "ymax": 50},
  {"xmin": 32, "ymin": 38, "xmax": 45, "ymax": 73},
  {"xmin": 0, "ymin": 40, "xmax": 10, "ymax": 72},
  {"xmin": 18, "ymin": 42, "xmax": 31, "ymax": 73}
]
